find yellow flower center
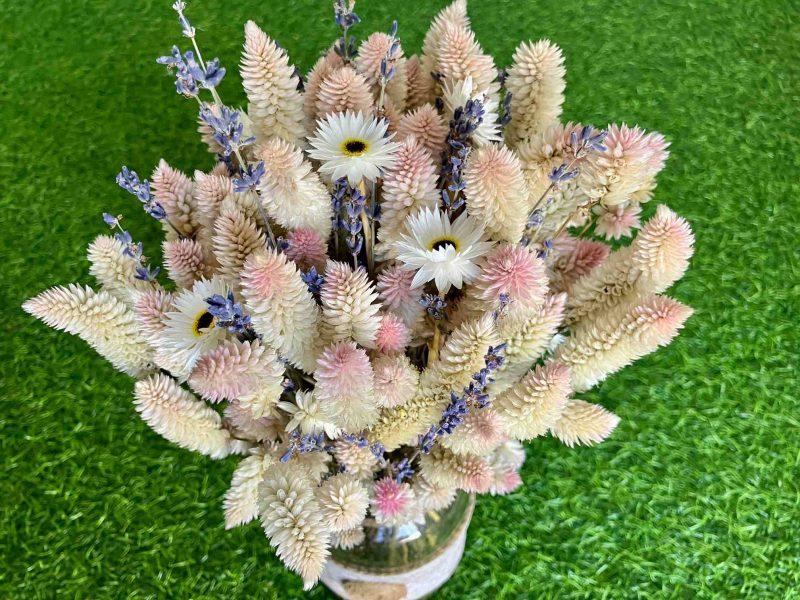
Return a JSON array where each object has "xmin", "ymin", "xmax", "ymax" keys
[
  {"xmin": 340, "ymin": 137, "xmax": 369, "ymax": 157},
  {"xmin": 192, "ymin": 310, "xmax": 215, "ymax": 337},
  {"xmin": 428, "ymin": 237, "xmax": 459, "ymax": 252}
]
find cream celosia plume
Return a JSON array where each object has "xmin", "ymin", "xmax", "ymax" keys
[
  {"xmin": 548, "ymin": 236, "xmax": 611, "ymax": 293},
  {"xmin": 435, "ymin": 23, "xmax": 498, "ymax": 96},
  {"xmin": 212, "ymin": 201, "xmax": 266, "ymax": 291},
  {"xmin": 419, "ymin": 446, "xmax": 493, "ymax": 493},
  {"xmin": 24, "ymin": 284, "xmax": 152, "ymax": 376},
  {"xmin": 188, "ymin": 339, "xmax": 283, "ymax": 405},
  {"xmin": 372, "ymin": 353, "xmax": 419, "ymax": 408},
  {"xmin": 163, "ymin": 238, "xmax": 212, "ymax": 289},
  {"xmin": 193, "ymin": 169, "xmax": 233, "ymax": 225},
  {"xmin": 133, "ymin": 288, "xmax": 173, "ymax": 344},
  {"xmin": 151, "ymin": 159, "xmax": 201, "ymax": 239},
  {"xmin": 368, "ymin": 391, "xmax": 448, "ymax": 452},
  {"xmin": 304, "ymin": 50, "xmax": 343, "ymax": 129},
  {"xmin": 565, "ymin": 205, "xmax": 695, "ymax": 325},
  {"xmin": 421, "ymin": 0, "xmax": 469, "ymax": 73},
  {"xmin": 495, "ymin": 361, "xmax": 571, "ymax": 440},
  {"xmin": 315, "ymin": 66, "xmax": 374, "ymax": 118},
  {"xmin": 396, "ymin": 103, "xmax": 449, "ymax": 156},
  {"xmin": 556, "ymin": 294, "xmax": 693, "ymax": 392},
  {"xmin": 422, "ymin": 315, "xmax": 501, "ymax": 393},
  {"xmin": 356, "ymin": 32, "xmax": 408, "ymax": 111},
  {"xmin": 332, "ymin": 440, "xmax": 378, "ymax": 479},
  {"xmin": 464, "ymin": 243, "xmax": 548, "ymax": 316},
  {"xmin": 258, "ymin": 463, "xmax": 330, "ymax": 590},
  {"xmin": 403, "ymin": 55, "xmax": 436, "ymax": 109},
  {"xmin": 376, "ymin": 264, "xmax": 424, "ymax": 328},
  {"xmin": 133, "ymin": 373, "xmax": 244, "ymax": 459},
  {"xmin": 377, "ymin": 137, "xmax": 439, "ymax": 251},
  {"xmin": 87, "ymin": 235, "xmax": 152, "ymax": 303},
  {"xmin": 224, "ymin": 400, "xmax": 281, "ymax": 442},
  {"xmin": 332, "ymin": 527, "xmax": 365, "ymax": 550},
  {"xmin": 505, "ymin": 40, "xmax": 566, "ymax": 144},
  {"xmin": 440, "ymin": 408, "xmax": 504, "ymax": 455},
  {"xmin": 413, "ymin": 476, "xmax": 457, "ymax": 512},
  {"xmin": 315, "ymin": 341, "xmax": 378, "ymax": 432},
  {"xmin": 582, "ymin": 124, "xmax": 667, "ymax": 207},
  {"xmin": 463, "ymin": 144, "xmax": 529, "ymax": 243},
  {"xmin": 320, "ymin": 261, "xmax": 381, "ymax": 348},
  {"xmin": 491, "ymin": 294, "xmax": 566, "ymax": 393},
  {"xmin": 241, "ymin": 20, "xmax": 305, "ymax": 144},
  {"xmin": 224, "ymin": 448, "xmax": 274, "ymax": 529},
  {"xmin": 551, "ymin": 400, "xmax": 620, "ymax": 447},
  {"xmin": 241, "ymin": 249, "xmax": 321, "ymax": 372},
  {"xmin": 316, "ymin": 473, "xmax": 370, "ymax": 533},
  {"xmin": 256, "ymin": 137, "xmax": 332, "ymax": 238}
]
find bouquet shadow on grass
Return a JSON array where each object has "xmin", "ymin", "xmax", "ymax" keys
[{"xmin": 23, "ymin": 0, "xmax": 694, "ymax": 594}]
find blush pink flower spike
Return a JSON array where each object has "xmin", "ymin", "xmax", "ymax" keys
[
  {"xmin": 315, "ymin": 341, "xmax": 377, "ymax": 432},
  {"xmin": 396, "ymin": 104, "xmax": 449, "ymax": 156},
  {"xmin": 375, "ymin": 313, "xmax": 411, "ymax": 355},
  {"xmin": 163, "ymin": 238, "xmax": 212, "ymax": 289},
  {"xmin": 284, "ymin": 227, "xmax": 329, "ymax": 273},
  {"xmin": 595, "ymin": 204, "xmax": 642, "ymax": 240},
  {"xmin": 371, "ymin": 476, "xmax": 415, "ymax": 526},
  {"xmin": 471, "ymin": 243, "xmax": 548, "ymax": 312},
  {"xmin": 376, "ymin": 264, "xmax": 424, "ymax": 327}
]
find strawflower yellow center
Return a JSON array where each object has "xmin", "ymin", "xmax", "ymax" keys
[
  {"xmin": 193, "ymin": 310, "xmax": 215, "ymax": 337},
  {"xmin": 429, "ymin": 237, "xmax": 459, "ymax": 252},
  {"xmin": 340, "ymin": 137, "xmax": 369, "ymax": 157}
]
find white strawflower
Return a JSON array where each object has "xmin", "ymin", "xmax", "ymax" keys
[
  {"xmin": 223, "ymin": 448, "xmax": 274, "ymax": 529},
  {"xmin": 278, "ymin": 390, "xmax": 341, "ymax": 439},
  {"xmin": 258, "ymin": 463, "xmax": 330, "ymax": 590},
  {"xmin": 133, "ymin": 374, "xmax": 244, "ymax": 459},
  {"xmin": 316, "ymin": 473, "xmax": 369, "ymax": 533},
  {"xmin": 308, "ymin": 111, "xmax": 401, "ymax": 185},
  {"xmin": 393, "ymin": 207, "xmax": 493, "ymax": 293},
  {"xmin": 442, "ymin": 76, "xmax": 501, "ymax": 147},
  {"xmin": 154, "ymin": 277, "xmax": 230, "ymax": 380}
]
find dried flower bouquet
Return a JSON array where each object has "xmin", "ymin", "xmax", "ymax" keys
[{"xmin": 23, "ymin": 0, "xmax": 694, "ymax": 591}]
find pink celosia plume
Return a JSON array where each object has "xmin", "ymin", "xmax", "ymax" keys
[
  {"xmin": 284, "ymin": 227, "xmax": 329, "ymax": 273},
  {"xmin": 375, "ymin": 313, "xmax": 411, "ymax": 354}
]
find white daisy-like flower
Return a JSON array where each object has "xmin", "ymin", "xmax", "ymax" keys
[
  {"xmin": 442, "ymin": 76, "xmax": 502, "ymax": 147},
  {"xmin": 157, "ymin": 277, "xmax": 229, "ymax": 379},
  {"xmin": 278, "ymin": 391, "xmax": 341, "ymax": 439},
  {"xmin": 394, "ymin": 207, "xmax": 493, "ymax": 293},
  {"xmin": 307, "ymin": 110, "xmax": 401, "ymax": 185}
]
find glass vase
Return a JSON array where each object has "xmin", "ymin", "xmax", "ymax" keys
[{"xmin": 321, "ymin": 492, "xmax": 476, "ymax": 599}]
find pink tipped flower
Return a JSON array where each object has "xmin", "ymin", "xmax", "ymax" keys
[
  {"xmin": 372, "ymin": 354, "xmax": 419, "ymax": 408},
  {"xmin": 163, "ymin": 238, "xmax": 211, "ymax": 288},
  {"xmin": 595, "ymin": 204, "xmax": 642, "ymax": 240},
  {"xmin": 375, "ymin": 313, "xmax": 411, "ymax": 354},
  {"xmin": 376, "ymin": 264, "xmax": 424, "ymax": 327},
  {"xmin": 472, "ymin": 244, "xmax": 547, "ymax": 311},
  {"xmin": 315, "ymin": 341, "xmax": 377, "ymax": 431},
  {"xmin": 642, "ymin": 131, "xmax": 670, "ymax": 177},
  {"xmin": 549, "ymin": 235, "xmax": 611, "ymax": 292},
  {"xmin": 284, "ymin": 227, "xmax": 329, "ymax": 273},
  {"xmin": 134, "ymin": 289, "xmax": 174, "ymax": 342},
  {"xmin": 188, "ymin": 339, "xmax": 280, "ymax": 403},
  {"xmin": 489, "ymin": 466, "xmax": 523, "ymax": 495},
  {"xmin": 441, "ymin": 408, "xmax": 504, "ymax": 455},
  {"xmin": 396, "ymin": 104, "xmax": 449, "ymax": 156},
  {"xmin": 371, "ymin": 476, "xmax": 416, "ymax": 526}
]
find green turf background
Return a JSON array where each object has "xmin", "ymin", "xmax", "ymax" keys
[{"xmin": 2, "ymin": 0, "xmax": 798, "ymax": 597}]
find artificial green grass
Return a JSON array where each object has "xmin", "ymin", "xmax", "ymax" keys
[{"xmin": 1, "ymin": 0, "xmax": 798, "ymax": 597}]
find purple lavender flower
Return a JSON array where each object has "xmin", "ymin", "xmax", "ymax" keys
[
  {"xmin": 232, "ymin": 161, "xmax": 265, "ymax": 193},
  {"xmin": 301, "ymin": 267, "xmax": 324, "ymax": 296},
  {"xmin": 199, "ymin": 104, "xmax": 255, "ymax": 158},
  {"xmin": 439, "ymin": 99, "xmax": 485, "ymax": 211},
  {"xmin": 548, "ymin": 163, "xmax": 579, "ymax": 184},
  {"xmin": 188, "ymin": 57, "xmax": 226, "ymax": 89},
  {"xmin": 280, "ymin": 431, "xmax": 329, "ymax": 462},
  {"xmin": 419, "ymin": 343, "xmax": 507, "ymax": 453},
  {"xmin": 333, "ymin": 178, "xmax": 366, "ymax": 263},
  {"xmin": 205, "ymin": 291, "xmax": 252, "ymax": 334},
  {"xmin": 135, "ymin": 265, "xmax": 161, "ymax": 281},
  {"xmin": 571, "ymin": 124, "xmax": 607, "ymax": 156},
  {"xmin": 156, "ymin": 46, "xmax": 199, "ymax": 97},
  {"xmin": 419, "ymin": 294, "xmax": 447, "ymax": 320},
  {"xmin": 333, "ymin": 0, "xmax": 360, "ymax": 60},
  {"xmin": 116, "ymin": 166, "xmax": 167, "ymax": 220},
  {"xmin": 393, "ymin": 458, "xmax": 414, "ymax": 483},
  {"xmin": 102, "ymin": 213, "xmax": 120, "ymax": 228},
  {"xmin": 171, "ymin": 0, "xmax": 195, "ymax": 38}
]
